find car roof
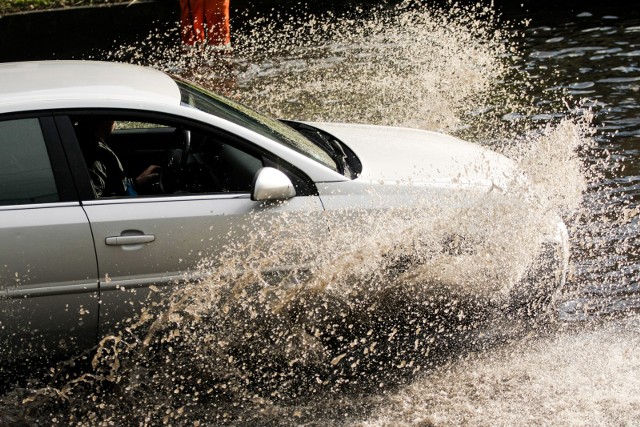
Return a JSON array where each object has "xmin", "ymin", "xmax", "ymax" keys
[{"xmin": 0, "ymin": 60, "xmax": 181, "ymax": 113}]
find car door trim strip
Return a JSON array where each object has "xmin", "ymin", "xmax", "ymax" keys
[{"xmin": 0, "ymin": 281, "xmax": 99, "ymax": 298}]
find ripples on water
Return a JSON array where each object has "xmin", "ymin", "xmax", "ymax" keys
[
  {"xmin": 3, "ymin": 2, "xmax": 640, "ymax": 425},
  {"xmin": 520, "ymin": 12, "xmax": 640, "ymax": 322}
]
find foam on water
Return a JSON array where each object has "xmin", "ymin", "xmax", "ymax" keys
[
  {"xmin": 359, "ymin": 322, "xmax": 640, "ymax": 426},
  {"xmin": 3, "ymin": 2, "xmax": 632, "ymax": 425}
]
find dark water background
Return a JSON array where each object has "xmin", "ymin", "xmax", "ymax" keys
[
  {"xmin": 2, "ymin": 2, "xmax": 640, "ymax": 425},
  {"xmin": 528, "ymin": 11, "xmax": 640, "ymax": 321}
]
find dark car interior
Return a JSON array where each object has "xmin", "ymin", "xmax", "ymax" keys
[
  {"xmin": 72, "ymin": 117, "xmax": 264, "ymax": 197},
  {"xmin": 113, "ymin": 125, "xmax": 263, "ymax": 195}
]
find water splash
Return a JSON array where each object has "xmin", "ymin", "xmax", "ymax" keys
[
  {"xmin": 106, "ymin": 1, "xmax": 516, "ymax": 133},
  {"xmin": 361, "ymin": 322, "xmax": 640, "ymax": 426},
  {"xmin": 3, "ymin": 2, "xmax": 622, "ymax": 425},
  {"xmin": 229, "ymin": 2, "xmax": 512, "ymax": 132},
  {"xmin": 4, "ymin": 192, "xmax": 568, "ymax": 424}
]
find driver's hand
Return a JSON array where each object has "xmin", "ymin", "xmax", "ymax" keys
[{"xmin": 135, "ymin": 165, "xmax": 161, "ymax": 187}]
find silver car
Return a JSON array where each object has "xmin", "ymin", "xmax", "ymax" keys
[{"xmin": 0, "ymin": 61, "xmax": 569, "ymax": 366}]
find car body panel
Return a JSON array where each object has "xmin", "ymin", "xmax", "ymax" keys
[
  {"xmin": 0, "ymin": 204, "xmax": 99, "ymax": 363},
  {"xmin": 83, "ymin": 194, "xmax": 326, "ymax": 336},
  {"xmin": 310, "ymin": 122, "xmax": 518, "ymax": 190},
  {"xmin": 0, "ymin": 61, "xmax": 180, "ymax": 112}
]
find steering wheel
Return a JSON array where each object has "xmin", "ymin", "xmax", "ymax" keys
[{"xmin": 159, "ymin": 128, "xmax": 191, "ymax": 193}]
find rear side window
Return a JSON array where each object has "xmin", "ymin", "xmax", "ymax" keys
[{"xmin": 0, "ymin": 118, "xmax": 59, "ymax": 206}]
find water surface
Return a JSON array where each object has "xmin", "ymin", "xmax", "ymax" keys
[{"xmin": 3, "ymin": 3, "xmax": 640, "ymax": 425}]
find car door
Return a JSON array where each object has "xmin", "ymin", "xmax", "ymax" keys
[
  {"xmin": 0, "ymin": 115, "xmax": 99, "ymax": 366},
  {"xmin": 56, "ymin": 114, "xmax": 327, "ymax": 338}
]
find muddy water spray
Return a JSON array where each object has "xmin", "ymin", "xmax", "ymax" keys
[
  {"xmin": 11, "ymin": 189, "xmax": 571, "ymax": 424},
  {"xmin": 1, "ymin": 3, "xmax": 606, "ymax": 425}
]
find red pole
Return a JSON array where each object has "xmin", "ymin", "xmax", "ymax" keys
[
  {"xmin": 204, "ymin": 0, "xmax": 230, "ymax": 46},
  {"xmin": 180, "ymin": 0, "xmax": 230, "ymax": 47}
]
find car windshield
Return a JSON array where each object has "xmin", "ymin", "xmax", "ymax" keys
[{"xmin": 176, "ymin": 79, "xmax": 338, "ymax": 172}]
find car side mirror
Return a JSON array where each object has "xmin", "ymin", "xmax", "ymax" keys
[
  {"xmin": 251, "ymin": 167, "xmax": 296, "ymax": 202},
  {"xmin": 251, "ymin": 167, "xmax": 296, "ymax": 201}
]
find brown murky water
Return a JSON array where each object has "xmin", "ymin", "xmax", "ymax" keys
[{"xmin": 2, "ymin": 2, "xmax": 640, "ymax": 425}]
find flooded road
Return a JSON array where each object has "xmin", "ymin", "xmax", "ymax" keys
[{"xmin": 2, "ymin": 2, "xmax": 640, "ymax": 425}]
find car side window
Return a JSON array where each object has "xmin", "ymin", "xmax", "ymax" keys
[
  {"xmin": 72, "ymin": 116, "xmax": 264, "ymax": 198},
  {"xmin": 0, "ymin": 118, "xmax": 59, "ymax": 206}
]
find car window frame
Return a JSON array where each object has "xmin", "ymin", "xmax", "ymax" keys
[{"xmin": 52, "ymin": 109, "xmax": 318, "ymax": 201}]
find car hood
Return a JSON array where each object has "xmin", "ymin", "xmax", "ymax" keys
[{"xmin": 310, "ymin": 122, "xmax": 520, "ymax": 190}]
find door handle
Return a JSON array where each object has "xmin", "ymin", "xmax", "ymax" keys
[{"xmin": 105, "ymin": 234, "xmax": 156, "ymax": 246}]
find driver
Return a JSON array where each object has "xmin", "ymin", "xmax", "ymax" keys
[{"xmin": 75, "ymin": 118, "xmax": 160, "ymax": 197}]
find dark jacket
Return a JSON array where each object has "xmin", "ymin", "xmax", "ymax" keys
[{"xmin": 80, "ymin": 133, "xmax": 127, "ymax": 198}]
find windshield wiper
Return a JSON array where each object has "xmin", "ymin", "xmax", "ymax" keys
[
  {"xmin": 280, "ymin": 120, "xmax": 351, "ymax": 176},
  {"xmin": 328, "ymin": 138, "xmax": 349, "ymax": 176}
]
